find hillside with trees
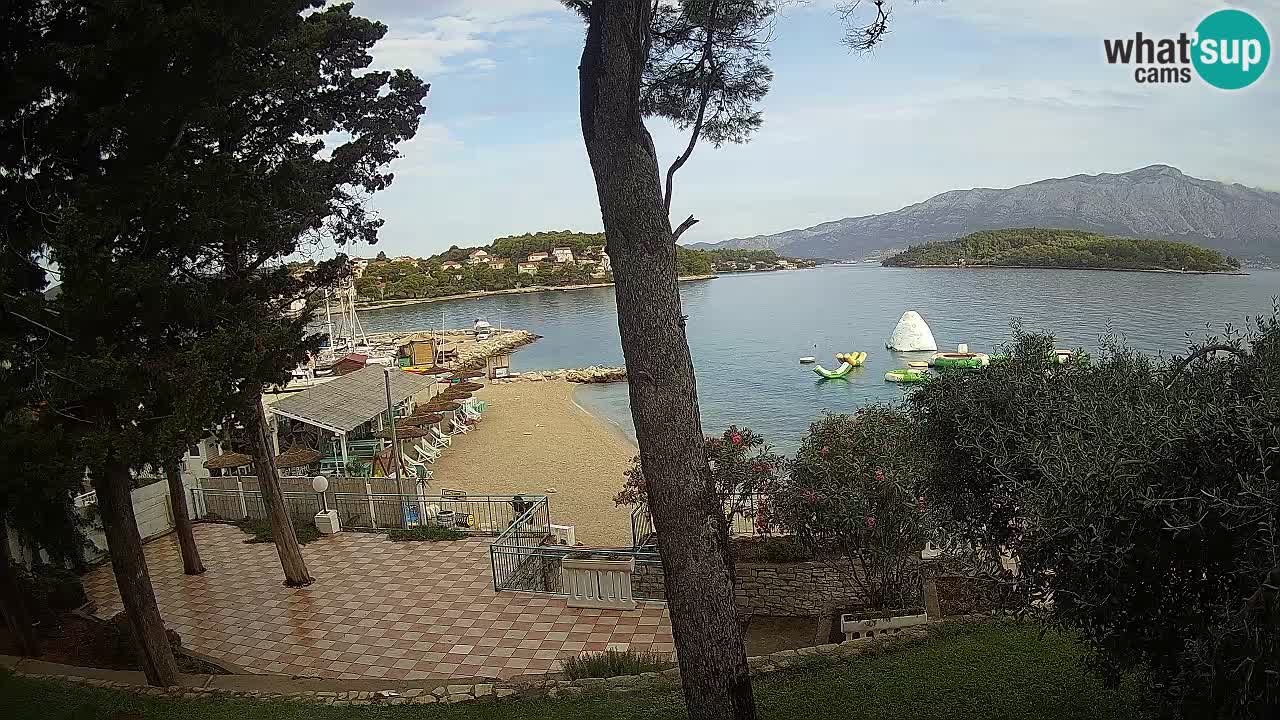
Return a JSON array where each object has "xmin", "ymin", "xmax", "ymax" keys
[
  {"xmin": 697, "ymin": 248, "xmax": 820, "ymax": 272},
  {"xmin": 353, "ymin": 230, "xmax": 719, "ymax": 302},
  {"xmin": 883, "ymin": 228, "xmax": 1242, "ymax": 272}
]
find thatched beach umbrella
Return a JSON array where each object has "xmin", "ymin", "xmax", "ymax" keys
[
  {"xmin": 451, "ymin": 381, "xmax": 484, "ymax": 393},
  {"xmin": 203, "ymin": 451, "xmax": 253, "ymax": 470},
  {"xmin": 442, "ymin": 391, "xmax": 472, "ymax": 402},
  {"xmin": 377, "ymin": 426, "xmax": 430, "ymax": 440},
  {"xmin": 274, "ymin": 446, "xmax": 321, "ymax": 469},
  {"xmin": 398, "ymin": 413, "xmax": 444, "ymax": 427},
  {"xmin": 424, "ymin": 400, "xmax": 460, "ymax": 413}
]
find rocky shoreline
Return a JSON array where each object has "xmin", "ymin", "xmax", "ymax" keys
[
  {"xmin": 355, "ymin": 275, "xmax": 717, "ymax": 313},
  {"xmin": 492, "ymin": 365, "xmax": 627, "ymax": 384}
]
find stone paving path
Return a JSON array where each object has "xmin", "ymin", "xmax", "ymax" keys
[{"xmin": 84, "ymin": 524, "xmax": 672, "ymax": 680}]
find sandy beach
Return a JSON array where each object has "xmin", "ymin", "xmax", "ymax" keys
[{"xmin": 427, "ymin": 379, "xmax": 637, "ymax": 547}]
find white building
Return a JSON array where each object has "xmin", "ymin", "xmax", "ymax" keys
[{"xmin": 552, "ymin": 247, "xmax": 575, "ymax": 263}]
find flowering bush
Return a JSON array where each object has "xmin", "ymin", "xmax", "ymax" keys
[
  {"xmin": 614, "ymin": 425, "xmax": 784, "ymax": 533},
  {"xmin": 770, "ymin": 408, "xmax": 931, "ymax": 610}
]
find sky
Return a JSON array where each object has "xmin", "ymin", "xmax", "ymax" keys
[{"xmin": 339, "ymin": 0, "xmax": 1280, "ymax": 257}]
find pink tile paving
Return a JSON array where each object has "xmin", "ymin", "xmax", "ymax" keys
[{"xmin": 83, "ymin": 523, "xmax": 672, "ymax": 680}]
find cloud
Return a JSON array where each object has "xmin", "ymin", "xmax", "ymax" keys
[
  {"xmin": 929, "ymin": 0, "xmax": 1280, "ymax": 38},
  {"xmin": 364, "ymin": 0, "xmax": 570, "ymax": 75},
  {"xmin": 387, "ymin": 122, "xmax": 464, "ymax": 178}
]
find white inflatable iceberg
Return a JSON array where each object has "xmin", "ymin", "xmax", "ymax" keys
[{"xmin": 886, "ymin": 311, "xmax": 938, "ymax": 352}]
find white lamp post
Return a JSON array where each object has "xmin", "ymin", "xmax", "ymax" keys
[{"xmin": 312, "ymin": 474, "xmax": 339, "ymax": 534}]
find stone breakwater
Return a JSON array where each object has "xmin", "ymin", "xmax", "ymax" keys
[
  {"xmin": 446, "ymin": 330, "xmax": 539, "ymax": 371},
  {"xmin": 492, "ymin": 365, "xmax": 627, "ymax": 384}
]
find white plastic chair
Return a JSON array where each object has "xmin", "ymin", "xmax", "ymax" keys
[
  {"xmin": 429, "ymin": 427, "xmax": 452, "ymax": 447},
  {"xmin": 400, "ymin": 454, "xmax": 431, "ymax": 480},
  {"xmin": 450, "ymin": 416, "xmax": 471, "ymax": 434},
  {"xmin": 415, "ymin": 443, "xmax": 441, "ymax": 464}
]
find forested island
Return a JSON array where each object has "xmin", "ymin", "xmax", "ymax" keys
[
  {"xmin": 344, "ymin": 230, "xmax": 814, "ymax": 304},
  {"xmin": 883, "ymin": 228, "xmax": 1243, "ymax": 273}
]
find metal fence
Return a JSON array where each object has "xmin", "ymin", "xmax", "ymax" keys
[
  {"xmin": 628, "ymin": 493, "xmax": 775, "ymax": 547},
  {"xmin": 330, "ymin": 492, "xmax": 536, "ymax": 533},
  {"xmin": 191, "ymin": 484, "xmax": 539, "ymax": 535},
  {"xmin": 492, "ymin": 496, "xmax": 663, "ymax": 599},
  {"xmin": 631, "ymin": 504, "xmax": 655, "ymax": 548},
  {"xmin": 191, "ymin": 488, "xmax": 318, "ymax": 523}
]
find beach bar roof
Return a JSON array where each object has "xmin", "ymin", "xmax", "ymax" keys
[
  {"xmin": 203, "ymin": 451, "xmax": 253, "ymax": 470},
  {"xmin": 269, "ymin": 365, "xmax": 438, "ymax": 435},
  {"xmin": 274, "ymin": 446, "xmax": 323, "ymax": 469}
]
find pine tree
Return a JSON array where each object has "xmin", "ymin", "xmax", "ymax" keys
[{"xmin": 4, "ymin": 0, "xmax": 426, "ymax": 684}]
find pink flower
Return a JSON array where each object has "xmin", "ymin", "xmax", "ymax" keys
[
  {"xmin": 731, "ymin": 433, "xmax": 743, "ymax": 446},
  {"xmin": 864, "ymin": 516, "xmax": 877, "ymax": 530},
  {"xmin": 819, "ymin": 446, "xmax": 830, "ymax": 456},
  {"xmin": 874, "ymin": 469, "xmax": 885, "ymax": 482},
  {"xmin": 752, "ymin": 463, "xmax": 765, "ymax": 473},
  {"xmin": 801, "ymin": 489, "xmax": 820, "ymax": 506},
  {"xmin": 917, "ymin": 496, "xmax": 928, "ymax": 513}
]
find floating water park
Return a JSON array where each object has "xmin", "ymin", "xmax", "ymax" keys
[
  {"xmin": 806, "ymin": 310, "xmax": 1079, "ymax": 386},
  {"xmin": 812, "ymin": 351, "xmax": 867, "ymax": 379}
]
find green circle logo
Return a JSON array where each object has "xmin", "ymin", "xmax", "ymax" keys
[{"xmin": 1193, "ymin": 9, "xmax": 1270, "ymax": 89}]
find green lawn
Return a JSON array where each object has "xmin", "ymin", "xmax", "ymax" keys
[{"xmin": 1, "ymin": 622, "xmax": 1142, "ymax": 720}]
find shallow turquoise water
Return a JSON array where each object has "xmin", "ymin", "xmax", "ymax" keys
[{"xmin": 362, "ymin": 266, "xmax": 1280, "ymax": 453}]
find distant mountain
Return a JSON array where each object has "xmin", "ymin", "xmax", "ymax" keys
[{"xmin": 695, "ymin": 166, "xmax": 1280, "ymax": 261}]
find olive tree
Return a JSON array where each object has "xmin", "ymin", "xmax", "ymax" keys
[{"xmin": 909, "ymin": 317, "xmax": 1280, "ymax": 717}]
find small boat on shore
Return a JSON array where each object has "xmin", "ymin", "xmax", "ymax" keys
[{"xmin": 799, "ymin": 356, "xmax": 816, "ymax": 364}]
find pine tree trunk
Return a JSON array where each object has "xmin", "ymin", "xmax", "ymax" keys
[
  {"xmin": 246, "ymin": 399, "xmax": 312, "ymax": 586},
  {"xmin": 165, "ymin": 461, "xmax": 205, "ymax": 575},
  {"xmin": 577, "ymin": 3, "xmax": 756, "ymax": 719},
  {"xmin": 0, "ymin": 518, "xmax": 40, "ymax": 656},
  {"xmin": 92, "ymin": 459, "xmax": 179, "ymax": 686}
]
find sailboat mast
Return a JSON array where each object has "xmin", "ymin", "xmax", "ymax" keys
[{"xmin": 324, "ymin": 290, "xmax": 335, "ymax": 360}]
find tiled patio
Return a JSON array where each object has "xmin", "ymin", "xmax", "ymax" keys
[{"xmin": 83, "ymin": 523, "xmax": 672, "ymax": 680}]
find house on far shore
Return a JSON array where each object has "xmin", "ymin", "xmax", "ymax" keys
[
  {"xmin": 395, "ymin": 255, "xmax": 416, "ymax": 263},
  {"xmin": 775, "ymin": 260, "xmax": 794, "ymax": 269},
  {"xmin": 490, "ymin": 258, "xmax": 508, "ymax": 270},
  {"xmin": 586, "ymin": 244, "xmax": 605, "ymax": 257},
  {"xmin": 350, "ymin": 257, "xmax": 371, "ymax": 278},
  {"xmin": 552, "ymin": 246, "xmax": 575, "ymax": 263},
  {"xmin": 601, "ymin": 252, "xmax": 611, "ymax": 273},
  {"xmin": 527, "ymin": 251, "xmax": 550, "ymax": 262},
  {"xmin": 441, "ymin": 260, "xmax": 463, "ymax": 270},
  {"xmin": 517, "ymin": 261, "xmax": 540, "ymax": 275},
  {"xmin": 467, "ymin": 249, "xmax": 490, "ymax": 265}
]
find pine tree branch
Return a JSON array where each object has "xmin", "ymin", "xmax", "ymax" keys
[
  {"xmin": 663, "ymin": 0, "xmax": 721, "ymax": 215},
  {"xmin": 672, "ymin": 214, "xmax": 699, "ymax": 241}
]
